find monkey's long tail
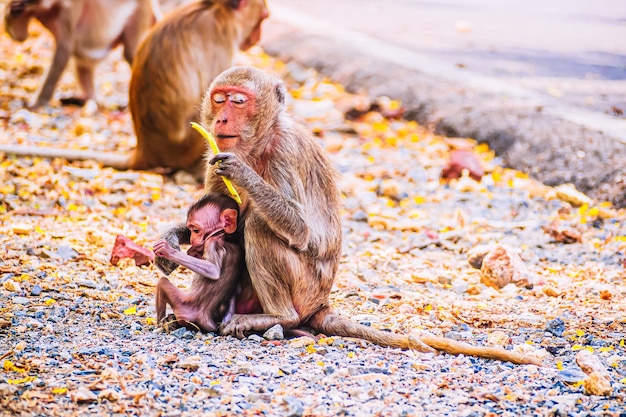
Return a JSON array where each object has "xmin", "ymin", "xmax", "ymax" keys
[
  {"xmin": 0, "ymin": 144, "xmax": 132, "ymax": 170},
  {"xmin": 308, "ymin": 307, "xmax": 542, "ymax": 366}
]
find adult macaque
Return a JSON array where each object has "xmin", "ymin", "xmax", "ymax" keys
[
  {"xmin": 153, "ymin": 193, "xmax": 244, "ymax": 332},
  {"xmin": 0, "ymin": 0, "xmax": 268, "ymax": 175},
  {"xmin": 3, "ymin": 0, "xmax": 161, "ymax": 109},
  {"xmin": 127, "ymin": 0, "xmax": 269, "ymax": 174},
  {"xmin": 180, "ymin": 66, "xmax": 538, "ymax": 365}
]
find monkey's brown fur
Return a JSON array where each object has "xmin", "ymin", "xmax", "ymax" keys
[
  {"xmin": 199, "ymin": 66, "xmax": 541, "ymax": 366},
  {"xmin": 3, "ymin": 0, "xmax": 160, "ymax": 109},
  {"xmin": 0, "ymin": 0, "xmax": 268, "ymax": 175},
  {"xmin": 154, "ymin": 193, "xmax": 244, "ymax": 333}
]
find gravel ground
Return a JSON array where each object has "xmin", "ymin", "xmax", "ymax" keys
[{"xmin": 1, "ymin": 26, "xmax": 626, "ymax": 417}]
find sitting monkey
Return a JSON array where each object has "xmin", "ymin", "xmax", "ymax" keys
[{"xmin": 153, "ymin": 193, "xmax": 243, "ymax": 332}]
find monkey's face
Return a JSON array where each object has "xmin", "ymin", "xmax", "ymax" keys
[
  {"xmin": 186, "ymin": 204, "xmax": 238, "ymax": 255},
  {"xmin": 208, "ymin": 86, "xmax": 256, "ymax": 151}
]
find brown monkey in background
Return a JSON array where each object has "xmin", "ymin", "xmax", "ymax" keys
[
  {"xmin": 3, "ymin": 0, "xmax": 160, "ymax": 109},
  {"xmin": 186, "ymin": 66, "xmax": 539, "ymax": 365},
  {"xmin": 153, "ymin": 193, "xmax": 244, "ymax": 332},
  {"xmin": 0, "ymin": 0, "xmax": 269, "ymax": 175},
  {"xmin": 127, "ymin": 0, "xmax": 269, "ymax": 175}
]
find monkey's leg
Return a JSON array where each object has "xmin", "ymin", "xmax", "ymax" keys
[
  {"xmin": 220, "ymin": 235, "xmax": 301, "ymax": 339},
  {"xmin": 33, "ymin": 39, "xmax": 72, "ymax": 108},
  {"xmin": 75, "ymin": 62, "xmax": 97, "ymax": 103},
  {"xmin": 155, "ymin": 277, "xmax": 178, "ymax": 323},
  {"xmin": 156, "ymin": 277, "xmax": 217, "ymax": 332}
]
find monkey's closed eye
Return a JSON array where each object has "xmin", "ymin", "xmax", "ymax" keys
[
  {"xmin": 230, "ymin": 93, "xmax": 247, "ymax": 105},
  {"xmin": 213, "ymin": 93, "xmax": 226, "ymax": 104}
]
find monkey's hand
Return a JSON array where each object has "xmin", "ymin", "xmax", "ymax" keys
[
  {"xmin": 209, "ymin": 152, "xmax": 260, "ymax": 189},
  {"xmin": 153, "ymin": 239, "xmax": 180, "ymax": 275},
  {"xmin": 155, "ymin": 224, "xmax": 189, "ymax": 275}
]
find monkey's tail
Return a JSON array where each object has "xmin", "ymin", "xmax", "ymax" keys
[
  {"xmin": 0, "ymin": 144, "xmax": 132, "ymax": 170},
  {"xmin": 308, "ymin": 307, "xmax": 542, "ymax": 366}
]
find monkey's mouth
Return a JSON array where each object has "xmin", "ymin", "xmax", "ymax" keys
[{"xmin": 215, "ymin": 135, "xmax": 239, "ymax": 149}]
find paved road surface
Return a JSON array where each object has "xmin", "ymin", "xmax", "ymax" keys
[
  {"xmin": 266, "ymin": 0, "xmax": 626, "ymax": 119},
  {"xmin": 261, "ymin": 0, "xmax": 626, "ymax": 205}
]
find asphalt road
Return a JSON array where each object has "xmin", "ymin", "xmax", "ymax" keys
[
  {"xmin": 266, "ymin": 0, "xmax": 626, "ymax": 118},
  {"xmin": 261, "ymin": 0, "xmax": 626, "ymax": 206}
]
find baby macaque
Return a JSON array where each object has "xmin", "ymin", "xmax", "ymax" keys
[{"xmin": 153, "ymin": 193, "xmax": 243, "ymax": 332}]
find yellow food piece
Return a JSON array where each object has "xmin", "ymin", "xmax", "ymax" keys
[{"xmin": 191, "ymin": 122, "xmax": 242, "ymax": 204}]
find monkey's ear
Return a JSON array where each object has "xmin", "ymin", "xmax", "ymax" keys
[
  {"xmin": 221, "ymin": 208, "xmax": 238, "ymax": 234},
  {"xmin": 275, "ymin": 82, "xmax": 286, "ymax": 109}
]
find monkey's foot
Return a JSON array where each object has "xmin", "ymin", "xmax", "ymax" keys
[
  {"xmin": 59, "ymin": 96, "xmax": 87, "ymax": 107},
  {"xmin": 160, "ymin": 314, "xmax": 182, "ymax": 332}
]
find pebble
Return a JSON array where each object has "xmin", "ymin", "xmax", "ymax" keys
[
  {"xmin": 545, "ymin": 318, "xmax": 566, "ymax": 337},
  {"xmin": 247, "ymin": 334, "xmax": 265, "ymax": 343},
  {"xmin": 70, "ymin": 386, "xmax": 98, "ymax": 403},
  {"xmin": 263, "ymin": 324, "xmax": 285, "ymax": 340},
  {"xmin": 3, "ymin": 279, "xmax": 21, "ymax": 292},
  {"xmin": 30, "ymin": 284, "xmax": 43, "ymax": 296},
  {"xmin": 12, "ymin": 297, "xmax": 30, "ymax": 305}
]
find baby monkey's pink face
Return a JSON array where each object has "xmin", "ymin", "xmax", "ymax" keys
[{"xmin": 186, "ymin": 204, "xmax": 238, "ymax": 257}]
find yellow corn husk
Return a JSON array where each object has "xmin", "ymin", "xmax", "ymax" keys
[{"xmin": 191, "ymin": 122, "xmax": 242, "ymax": 204}]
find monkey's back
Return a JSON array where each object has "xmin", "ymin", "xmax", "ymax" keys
[{"xmin": 128, "ymin": 1, "xmax": 239, "ymax": 170}]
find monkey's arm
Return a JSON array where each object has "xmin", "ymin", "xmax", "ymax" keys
[
  {"xmin": 154, "ymin": 223, "xmax": 190, "ymax": 275},
  {"xmin": 210, "ymin": 153, "xmax": 310, "ymax": 251},
  {"xmin": 153, "ymin": 239, "xmax": 221, "ymax": 279}
]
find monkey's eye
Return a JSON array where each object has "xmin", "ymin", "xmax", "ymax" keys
[
  {"xmin": 229, "ymin": 93, "xmax": 248, "ymax": 105},
  {"xmin": 212, "ymin": 93, "xmax": 226, "ymax": 104}
]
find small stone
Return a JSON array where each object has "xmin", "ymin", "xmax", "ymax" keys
[
  {"xmin": 56, "ymin": 245, "xmax": 80, "ymax": 261},
  {"xmin": 289, "ymin": 336, "xmax": 316, "ymax": 348},
  {"xmin": 98, "ymin": 389, "xmax": 121, "ymax": 401},
  {"xmin": 554, "ymin": 183, "xmax": 593, "ymax": 207},
  {"xmin": 76, "ymin": 280, "xmax": 98, "ymax": 289},
  {"xmin": 542, "ymin": 286, "xmax": 562, "ymax": 297},
  {"xmin": 70, "ymin": 386, "xmax": 98, "ymax": 403},
  {"xmin": 171, "ymin": 327, "xmax": 188, "ymax": 338},
  {"xmin": 283, "ymin": 396, "xmax": 304, "ymax": 417},
  {"xmin": 575, "ymin": 350, "xmax": 613, "ymax": 396},
  {"xmin": 583, "ymin": 372, "xmax": 613, "ymax": 396},
  {"xmin": 0, "ymin": 383, "xmax": 16, "ymax": 396},
  {"xmin": 398, "ymin": 303, "xmax": 416, "ymax": 314},
  {"xmin": 558, "ymin": 366, "xmax": 587, "ymax": 384},
  {"xmin": 352, "ymin": 210, "xmax": 367, "ymax": 222},
  {"xmin": 177, "ymin": 357, "xmax": 201, "ymax": 371},
  {"xmin": 12, "ymin": 297, "xmax": 30, "ymax": 305},
  {"xmin": 26, "ymin": 318, "xmax": 43, "ymax": 328},
  {"xmin": 30, "ymin": 284, "xmax": 43, "ymax": 296},
  {"xmin": 545, "ymin": 318, "xmax": 566, "ymax": 337},
  {"xmin": 12, "ymin": 223, "xmax": 32, "ymax": 235},
  {"xmin": 3, "ymin": 279, "xmax": 21, "ymax": 292},
  {"xmin": 480, "ymin": 244, "xmax": 534, "ymax": 289},
  {"xmin": 263, "ymin": 324, "xmax": 284, "ymax": 340},
  {"xmin": 486, "ymin": 330, "xmax": 510, "ymax": 346},
  {"xmin": 247, "ymin": 334, "xmax": 264, "ymax": 343}
]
